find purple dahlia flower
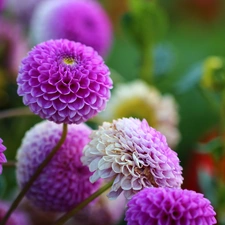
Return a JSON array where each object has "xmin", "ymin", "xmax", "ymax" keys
[
  {"xmin": 0, "ymin": 138, "xmax": 7, "ymax": 174},
  {"xmin": 17, "ymin": 39, "xmax": 112, "ymax": 124},
  {"xmin": 30, "ymin": 0, "xmax": 112, "ymax": 57},
  {"xmin": 16, "ymin": 120, "xmax": 102, "ymax": 211},
  {"xmin": 82, "ymin": 118, "xmax": 183, "ymax": 199},
  {"xmin": 125, "ymin": 187, "xmax": 217, "ymax": 225},
  {"xmin": 0, "ymin": 201, "xmax": 30, "ymax": 225}
]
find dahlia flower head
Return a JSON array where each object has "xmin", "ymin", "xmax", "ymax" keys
[
  {"xmin": 0, "ymin": 17, "xmax": 28, "ymax": 77},
  {"xmin": 0, "ymin": 138, "xmax": 7, "ymax": 174},
  {"xmin": 97, "ymin": 80, "xmax": 180, "ymax": 148},
  {"xmin": 16, "ymin": 120, "xmax": 102, "ymax": 211},
  {"xmin": 0, "ymin": 201, "xmax": 30, "ymax": 225},
  {"xmin": 30, "ymin": 0, "xmax": 112, "ymax": 57},
  {"xmin": 82, "ymin": 117, "xmax": 183, "ymax": 199},
  {"xmin": 17, "ymin": 39, "xmax": 112, "ymax": 124},
  {"xmin": 125, "ymin": 187, "xmax": 217, "ymax": 225}
]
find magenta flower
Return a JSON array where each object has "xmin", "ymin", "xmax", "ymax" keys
[
  {"xmin": 125, "ymin": 187, "xmax": 217, "ymax": 225},
  {"xmin": 16, "ymin": 120, "xmax": 102, "ymax": 211},
  {"xmin": 0, "ymin": 138, "xmax": 7, "ymax": 174},
  {"xmin": 82, "ymin": 118, "xmax": 183, "ymax": 199},
  {"xmin": 17, "ymin": 39, "xmax": 112, "ymax": 124},
  {"xmin": 0, "ymin": 201, "xmax": 30, "ymax": 225},
  {"xmin": 30, "ymin": 0, "xmax": 112, "ymax": 57}
]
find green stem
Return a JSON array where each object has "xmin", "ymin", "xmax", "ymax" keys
[
  {"xmin": 0, "ymin": 123, "xmax": 68, "ymax": 225},
  {"xmin": 220, "ymin": 90, "xmax": 225, "ymax": 151},
  {"xmin": 139, "ymin": 44, "xmax": 153, "ymax": 85},
  {"xmin": 2, "ymin": 161, "xmax": 16, "ymax": 167},
  {"xmin": 0, "ymin": 107, "xmax": 33, "ymax": 119},
  {"xmin": 197, "ymin": 85, "xmax": 219, "ymax": 114},
  {"xmin": 53, "ymin": 180, "xmax": 114, "ymax": 225}
]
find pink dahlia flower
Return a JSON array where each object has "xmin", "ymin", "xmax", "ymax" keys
[
  {"xmin": 30, "ymin": 0, "xmax": 112, "ymax": 57},
  {"xmin": 0, "ymin": 201, "xmax": 30, "ymax": 225},
  {"xmin": 16, "ymin": 120, "xmax": 102, "ymax": 211},
  {"xmin": 0, "ymin": 138, "xmax": 7, "ymax": 174},
  {"xmin": 17, "ymin": 39, "xmax": 112, "ymax": 124},
  {"xmin": 125, "ymin": 187, "xmax": 217, "ymax": 225},
  {"xmin": 82, "ymin": 118, "xmax": 183, "ymax": 199}
]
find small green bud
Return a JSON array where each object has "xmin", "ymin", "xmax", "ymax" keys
[{"xmin": 201, "ymin": 56, "xmax": 225, "ymax": 91}]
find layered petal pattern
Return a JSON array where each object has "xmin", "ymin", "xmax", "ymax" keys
[
  {"xmin": 125, "ymin": 187, "xmax": 217, "ymax": 225},
  {"xmin": 16, "ymin": 120, "xmax": 101, "ymax": 211},
  {"xmin": 82, "ymin": 118, "xmax": 183, "ymax": 199},
  {"xmin": 17, "ymin": 39, "xmax": 112, "ymax": 124}
]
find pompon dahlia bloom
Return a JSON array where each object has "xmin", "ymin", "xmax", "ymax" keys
[
  {"xmin": 30, "ymin": 0, "xmax": 112, "ymax": 57},
  {"xmin": 0, "ymin": 138, "xmax": 7, "ymax": 174},
  {"xmin": 125, "ymin": 187, "xmax": 217, "ymax": 225},
  {"xmin": 0, "ymin": 201, "xmax": 30, "ymax": 225},
  {"xmin": 97, "ymin": 80, "xmax": 180, "ymax": 148},
  {"xmin": 82, "ymin": 118, "xmax": 183, "ymax": 199},
  {"xmin": 17, "ymin": 39, "xmax": 112, "ymax": 124},
  {"xmin": 16, "ymin": 120, "xmax": 102, "ymax": 211}
]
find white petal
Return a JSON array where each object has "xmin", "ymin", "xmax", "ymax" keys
[
  {"xmin": 89, "ymin": 157, "xmax": 101, "ymax": 172},
  {"xmin": 112, "ymin": 162, "xmax": 121, "ymax": 173},
  {"xmin": 107, "ymin": 188, "xmax": 123, "ymax": 200},
  {"xmin": 98, "ymin": 158, "xmax": 111, "ymax": 170},
  {"xmin": 90, "ymin": 171, "xmax": 100, "ymax": 183},
  {"xmin": 121, "ymin": 177, "xmax": 132, "ymax": 190}
]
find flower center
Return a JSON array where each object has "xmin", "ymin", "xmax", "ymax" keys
[{"xmin": 63, "ymin": 57, "xmax": 76, "ymax": 65}]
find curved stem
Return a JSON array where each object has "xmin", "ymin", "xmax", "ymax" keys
[
  {"xmin": 0, "ymin": 123, "xmax": 68, "ymax": 225},
  {"xmin": 0, "ymin": 107, "xmax": 33, "ymax": 120},
  {"xmin": 53, "ymin": 180, "xmax": 114, "ymax": 225},
  {"xmin": 139, "ymin": 44, "xmax": 153, "ymax": 85},
  {"xmin": 2, "ymin": 161, "xmax": 16, "ymax": 167}
]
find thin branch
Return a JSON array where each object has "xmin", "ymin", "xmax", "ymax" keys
[
  {"xmin": 3, "ymin": 161, "xmax": 16, "ymax": 167},
  {"xmin": 0, "ymin": 107, "xmax": 34, "ymax": 120},
  {"xmin": 53, "ymin": 180, "xmax": 114, "ymax": 225}
]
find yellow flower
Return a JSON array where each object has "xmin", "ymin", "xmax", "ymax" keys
[{"xmin": 97, "ymin": 80, "xmax": 180, "ymax": 148}]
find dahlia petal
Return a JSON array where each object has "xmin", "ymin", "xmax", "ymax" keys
[
  {"xmin": 68, "ymin": 98, "xmax": 85, "ymax": 110},
  {"xmin": 89, "ymin": 157, "xmax": 101, "ymax": 172},
  {"xmin": 107, "ymin": 188, "xmax": 123, "ymax": 200}
]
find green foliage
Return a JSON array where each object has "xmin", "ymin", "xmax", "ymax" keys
[{"xmin": 122, "ymin": 0, "xmax": 168, "ymax": 49}]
